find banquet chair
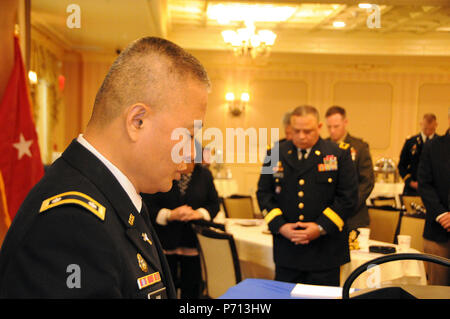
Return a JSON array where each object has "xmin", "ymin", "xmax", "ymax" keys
[
  {"xmin": 222, "ymin": 195, "xmax": 255, "ymax": 219},
  {"xmin": 398, "ymin": 213, "xmax": 425, "ymax": 252},
  {"xmin": 192, "ymin": 224, "xmax": 242, "ymax": 299},
  {"xmin": 370, "ymin": 196, "xmax": 397, "ymax": 208},
  {"xmin": 400, "ymin": 195, "xmax": 426, "ymax": 216},
  {"xmin": 368, "ymin": 206, "xmax": 402, "ymax": 243}
]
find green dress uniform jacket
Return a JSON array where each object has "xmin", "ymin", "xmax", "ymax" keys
[
  {"xmin": 326, "ymin": 134, "xmax": 375, "ymax": 230},
  {"xmin": 398, "ymin": 133, "xmax": 438, "ymax": 195},
  {"xmin": 256, "ymin": 138, "xmax": 358, "ymax": 271},
  {"xmin": 0, "ymin": 140, "xmax": 176, "ymax": 299},
  {"xmin": 418, "ymin": 132, "xmax": 450, "ymax": 243}
]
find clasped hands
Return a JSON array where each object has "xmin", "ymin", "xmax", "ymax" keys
[
  {"xmin": 279, "ymin": 222, "xmax": 321, "ymax": 245},
  {"xmin": 439, "ymin": 212, "xmax": 450, "ymax": 232},
  {"xmin": 168, "ymin": 205, "xmax": 203, "ymax": 222}
]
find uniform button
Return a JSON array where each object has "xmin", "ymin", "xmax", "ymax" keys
[
  {"xmin": 299, "ymin": 215, "xmax": 304, "ymax": 221},
  {"xmin": 299, "ymin": 179, "xmax": 305, "ymax": 185},
  {"xmin": 275, "ymin": 178, "xmax": 279, "ymax": 183},
  {"xmin": 298, "ymin": 203, "xmax": 304, "ymax": 209},
  {"xmin": 328, "ymin": 178, "xmax": 333, "ymax": 183},
  {"xmin": 298, "ymin": 191, "xmax": 304, "ymax": 197}
]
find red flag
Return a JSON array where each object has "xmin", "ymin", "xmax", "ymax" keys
[{"xmin": 0, "ymin": 37, "xmax": 44, "ymax": 222}]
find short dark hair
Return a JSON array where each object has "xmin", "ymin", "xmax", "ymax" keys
[
  {"xmin": 325, "ymin": 105, "xmax": 346, "ymax": 118},
  {"xmin": 90, "ymin": 37, "xmax": 210, "ymax": 126},
  {"xmin": 282, "ymin": 111, "xmax": 292, "ymax": 128},
  {"xmin": 422, "ymin": 113, "xmax": 436, "ymax": 123},
  {"xmin": 291, "ymin": 105, "xmax": 320, "ymax": 122}
]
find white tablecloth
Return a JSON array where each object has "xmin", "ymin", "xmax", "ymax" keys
[
  {"xmin": 367, "ymin": 182, "xmax": 404, "ymax": 207},
  {"xmin": 224, "ymin": 218, "xmax": 427, "ymax": 289}
]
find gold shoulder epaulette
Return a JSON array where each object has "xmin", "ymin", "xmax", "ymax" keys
[
  {"xmin": 339, "ymin": 142, "xmax": 350, "ymax": 150},
  {"xmin": 39, "ymin": 191, "xmax": 105, "ymax": 221}
]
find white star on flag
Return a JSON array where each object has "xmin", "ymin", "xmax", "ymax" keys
[{"xmin": 13, "ymin": 133, "xmax": 33, "ymax": 160}]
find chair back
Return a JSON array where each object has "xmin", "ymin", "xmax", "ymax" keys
[
  {"xmin": 400, "ymin": 195, "xmax": 426, "ymax": 216},
  {"xmin": 222, "ymin": 195, "xmax": 255, "ymax": 219},
  {"xmin": 370, "ymin": 196, "xmax": 397, "ymax": 208},
  {"xmin": 398, "ymin": 214, "xmax": 425, "ymax": 252},
  {"xmin": 192, "ymin": 225, "xmax": 242, "ymax": 299},
  {"xmin": 368, "ymin": 206, "xmax": 402, "ymax": 243}
]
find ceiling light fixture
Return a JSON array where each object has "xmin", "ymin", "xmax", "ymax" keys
[
  {"xmin": 208, "ymin": 4, "xmax": 296, "ymax": 23},
  {"xmin": 333, "ymin": 21, "xmax": 346, "ymax": 28},
  {"xmin": 358, "ymin": 3, "xmax": 373, "ymax": 9},
  {"xmin": 221, "ymin": 21, "xmax": 277, "ymax": 59}
]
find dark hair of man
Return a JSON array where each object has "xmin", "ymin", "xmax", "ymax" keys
[
  {"xmin": 325, "ymin": 105, "xmax": 346, "ymax": 119},
  {"xmin": 422, "ymin": 113, "xmax": 436, "ymax": 123},
  {"xmin": 89, "ymin": 37, "xmax": 210, "ymax": 127},
  {"xmin": 290, "ymin": 105, "xmax": 320, "ymax": 122},
  {"xmin": 282, "ymin": 111, "xmax": 292, "ymax": 128}
]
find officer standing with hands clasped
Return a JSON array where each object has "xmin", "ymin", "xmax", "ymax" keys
[
  {"xmin": 257, "ymin": 105, "xmax": 358, "ymax": 286},
  {"xmin": 0, "ymin": 37, "xmax": 210, "ymax": 298}
]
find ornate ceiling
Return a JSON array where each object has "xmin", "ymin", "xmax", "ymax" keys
[{"xmin": 31, "ymin": 0, "xmax": 450, "ymax": 56}]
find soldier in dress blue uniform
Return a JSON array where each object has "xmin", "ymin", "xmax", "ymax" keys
[
  {"xmin": 0, "ymin": 37, "xmax": 210, "ymax": 298},
  {"xmin": 257, "ymin": 105, "xmax": 358, "ymax": 286},
  {"xmin": 398, "ymin": 113, "xmax": 438, "ymax": 195}
]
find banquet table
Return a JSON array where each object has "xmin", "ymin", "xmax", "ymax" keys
[
  {"xmin": 367, "ymin": 182, "xmax": 404, "ymax": 207},
  {"xmin": 224, "ymin": 218, "xmax": 427, "ymax": 289}
]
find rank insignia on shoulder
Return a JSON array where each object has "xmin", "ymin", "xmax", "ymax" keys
[
  {"xmin": 339, "ymin": 142, "xmax": 350, "ymax": 150},
  {"xmin": 39, "ymin": 191, "xmax": 105, "ymax": 221}
]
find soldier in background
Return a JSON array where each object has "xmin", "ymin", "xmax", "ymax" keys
[
  {"xmin": 257, "ymin": 105, "xmax": 358, "ymax": 286},
  {"xmin": 418, "ymin": 109, "xmax": 450, "ymax": 286},
  {"xmin": 325, "ymin": 106, "xmax": 375, "ymax": 230},
  {"xmin": 398, "ymin": 113, "xmax": 438, "ymax": 195}
]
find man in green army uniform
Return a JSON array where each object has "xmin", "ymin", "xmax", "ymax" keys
[
  {"xmin": 325, "ymin": 106, "xmax": 375, "ymax": 230},
  {"xmin": 257, "ymin": 105, "xmax": 358, "ymax": 286}
]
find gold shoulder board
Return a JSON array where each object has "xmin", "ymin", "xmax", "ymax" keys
[
  {"xmin": 339, "ymin": 142, "xmax": 350, "ymax": 150},
  {"xmin": 39, "ymin": 191, "xmax": 106, "ymax": 221}
]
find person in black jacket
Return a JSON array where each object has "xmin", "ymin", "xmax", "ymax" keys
[
  {"xmin": 398, "ymin": 113, "xmax": 438, "ymax": 195},
  {"xmin": 418, "ymin": 111, "xmax": 450, "ymax": 286},
  {"xmin": 142, "ymin": 160, "xmax": 220, "ymax": 299},
  {"xmin": 257, "ymin": 105, "xmax": 358, "ymax": 286},
  {"xmin": 0, "ymin": 37, "xmax": 210, "ymax": 298}
]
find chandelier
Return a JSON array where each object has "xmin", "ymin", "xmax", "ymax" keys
[{"xmin": 221, "ymin": 21, "xmax": 277, "ymax": 59}]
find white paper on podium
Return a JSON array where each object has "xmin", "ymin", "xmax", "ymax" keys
[{"xmin": 290, "ymin": 283, "xmax": 356, "ymax": 299}]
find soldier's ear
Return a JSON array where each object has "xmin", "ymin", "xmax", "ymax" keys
[{"xmin": 126, "ymin": 103, "xmax": 149, "ymax": 141}]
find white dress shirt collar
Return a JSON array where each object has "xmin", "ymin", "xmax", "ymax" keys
[
  {"xmin": 76, "ymin": 134, "xmax": 142, "ymax": 213},
  {"xmin": 297, "ymin": 147, "xmax": 312, "ymax": 160},
  {"xmin": 420, "ymin": 132, "xmax": 434, "ymax": 143}
]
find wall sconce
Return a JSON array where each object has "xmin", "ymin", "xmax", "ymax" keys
[{"xmin": 226, "ymin": 92, "xmax": 249, "ymax": 116}]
